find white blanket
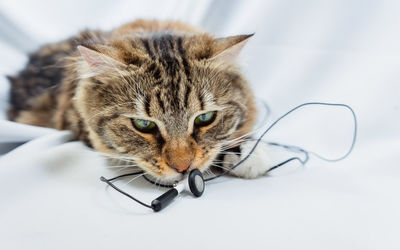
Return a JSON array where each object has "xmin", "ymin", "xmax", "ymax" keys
[{"xmin": 1, "ymin": 1, "xmax": 399, "ymax": 249}]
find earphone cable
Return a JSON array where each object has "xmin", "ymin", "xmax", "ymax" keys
[
  {"xmin": 100, "ymin": 173, "xmax": 153, "ymax": 209},
  {"xmin": 204, "ymin": 102, "xmax": 357, "ymax": 182}
]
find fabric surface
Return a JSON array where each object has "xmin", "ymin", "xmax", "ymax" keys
[{"xmin": 0, "ymin": 1, "xmax": 399, "ymax": 249}]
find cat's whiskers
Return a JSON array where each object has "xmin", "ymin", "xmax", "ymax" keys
[
  {"xmin": 219, "ymin": 126, "xmax": 262, "ymax": 146},
  {"xmin": 217, "ymin": 151, "xmax": 245, "ymax": 156},
  {"xmin": 211, "ymin": 160, "xmax": 236, "ymax": 166},
  {"xmin": 105, "ymin": 164, "xmax": 139, "ymax": 168},
  {"xmin": 124, "ymin": 172, "xmax": 148, "ymax": 187},
  {"xmin": 220, "ymin": 138, "xmax": 272, "ymax": 152},
  {"xmin": 220, "ymin": 128, "xmax": 264, "ymax": 148},
  {"xmin": 98, "ymin": 153, "xmax": 139, "ymax": 165},
  {"xmin": 220, "ymin": 140, "xmax": 251, "ymax": 151},
  {"xmin": 102, "ymin": 155, "xmax": 137, "ymax": 163},
  {"xmin": 203, "ymin": 169, "xmax": 212, "ymax": 178},
  {"xmin": 209, "ymin": 163, "xmax": 232, "ymax": 172},
  {"xmin": 113, "ymin": 166, "xmax": 139, "ymax": 175},
  {"xmin": 153, "ymin": 177, "xmax": 162, "ymax": 191},
  {"xmin": 97, "ymin": 151, "xmax": 138, "ymax": 159},
  {"xmin": 220, "ymin": 141, "xmax": 247, "ymax": 151},
  {"xmin": 222, "ymin": 135, "xmax": 265, "ymax": 145},
  {"xmin": 205, "ymin": 166, "xmax": 220, "ymax": 177},
  {"xmin": 207, "ymin": 145, "xmax": 236, "ymax": 157}
]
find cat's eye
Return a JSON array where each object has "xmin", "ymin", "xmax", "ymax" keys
[
  {"xmin": 194, "ymin": 111, "xmax": 216, "ymax": 127},
  {"xmin": 131, "ymin": 118, "xmax": 157, "ymax": 133}
]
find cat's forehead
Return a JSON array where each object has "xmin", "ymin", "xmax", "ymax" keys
[
  {"xmin": 108, "ymin": 32, "xmax": 215, "ymax": 71},
  {"xmin": 147, "ymin": 80, "xmax": 211, "ymax": 119},
  {"xmin": 120, "ymin": 34, "xmax": 219, "ymax": 120}
]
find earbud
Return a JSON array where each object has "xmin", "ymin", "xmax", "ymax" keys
[
  {"xmin": 188, "ymin": 169, "xmax": 205, "ymax": 197},
  {"xmin": 151, "ymin": 169, "xmax": 205, "ymax": 212}
]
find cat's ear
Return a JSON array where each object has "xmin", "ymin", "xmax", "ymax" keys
[
  {"xmin": 209, "ymin": 34, "xmax": 254, "ymax": 64},
  {"xmin": 77, "ymin": 45, "xmax": 126, "ymax": 71}
]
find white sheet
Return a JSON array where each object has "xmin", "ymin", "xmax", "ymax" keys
[{"xmin": 1, "ymin": 1, "xmax": 399, "ymax": 249}]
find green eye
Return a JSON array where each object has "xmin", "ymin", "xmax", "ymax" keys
[
  {"xmin": 131, "ymin": 118, "xmax": 157, "ymax": 133},
  {"xmin": 194, "ymin": 111, "xmax": 216, "ymax": 127}
]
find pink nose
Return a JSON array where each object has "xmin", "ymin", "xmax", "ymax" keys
[{"xmin": 170, "ymin": 163, "xmax": 190, "ymax": 173}]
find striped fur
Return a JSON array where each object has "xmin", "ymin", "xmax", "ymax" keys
[{"xmin": 8, "ymin": 19, "xmax": 257, "ymax": 182}]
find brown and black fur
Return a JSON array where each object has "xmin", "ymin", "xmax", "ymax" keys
[{"xmin": 8, "ymin": 19, "xmax": 257, "ymax": 182}]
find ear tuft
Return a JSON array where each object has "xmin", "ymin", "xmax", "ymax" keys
[
  {"xmin": 77, "ymin": 45, "xmax": 126, "ymax": 70},
  {"xmin": 210, "ymin": 33, "xmax": 254, "ymax": 64}
]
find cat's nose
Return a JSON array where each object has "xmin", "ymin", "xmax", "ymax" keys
[
  {"xmin": 170, "ymin": 162, "xmax": 191, "ymax": 173},
  {"xmin": 163, "ymin": 140, "xmax": 194, "ymax": 173}
]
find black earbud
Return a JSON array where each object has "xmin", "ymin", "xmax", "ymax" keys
[
  {"xmin": 188, "ymin": 169, "xmax": 205, "ymax": 197},
  {"xmin": 151, "ymin": 169, "xmax": 205, "ymax": 212}
]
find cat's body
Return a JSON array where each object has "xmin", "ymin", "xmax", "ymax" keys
[{"xmin": 8, "ymin": 19, "xmax": 269, "ymax": 182}]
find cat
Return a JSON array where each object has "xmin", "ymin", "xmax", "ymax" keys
[{"xmin": 7, "ymin": 19, "xmax": 271, "ymax": 183}]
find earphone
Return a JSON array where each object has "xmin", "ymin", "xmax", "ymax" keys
[
  {"xmin": 100, "ymin": 102, "xmax": 357, "ymax": 212},
  {"xmin": 101, "ymin": 168, "xmax": 205, "ymax": 212}
]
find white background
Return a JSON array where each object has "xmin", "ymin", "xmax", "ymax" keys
[{"xmin": 0, "ymin": 0, "xmax": 399, "ymax": 249}]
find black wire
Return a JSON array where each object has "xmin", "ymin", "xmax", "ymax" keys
[
  {"xmin": 100, "ymin": 174, "xmax": 152, "ymax": 209},
  {"xmin": 99, "ymin": 170, "xmax": 174, "ymax": 209},
  {"xmin": 105, "ymin": 171, "xmax": 144, "ymax": 181},
  {"xmin": 267, "ymin": 157, "xmax": 306, "ymax": 172},
  {"xmin": 204, "ymin": 102, "xmax": 357, "ymax": 181},
  {"xmin": 265, "ymin": 142, "xmax": 310, "ymax": 172}
]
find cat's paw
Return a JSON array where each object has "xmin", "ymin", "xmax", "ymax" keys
[{"xmin": 222, "ymin": 141, "xmax": 273, "ymax": 179}]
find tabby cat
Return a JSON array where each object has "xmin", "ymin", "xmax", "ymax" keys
[{"xmin": 8, "ymin": 19, "xmax": 269, "ymax": 183}]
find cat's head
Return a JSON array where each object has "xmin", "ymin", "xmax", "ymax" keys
[{"xmin": 73, "ymin": 32, "xmax": 256, "ymax": 183}]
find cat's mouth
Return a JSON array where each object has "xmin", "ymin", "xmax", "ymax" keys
[
  {"xmin": 139, "ymin": 160, "xmax": 210, "ymax": 184},
  {"xmin": 143, "ymin": 171, "xmax": 186, "ymax": 187}
]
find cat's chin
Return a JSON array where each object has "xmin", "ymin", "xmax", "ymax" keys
[{"xmin": 145, "ymin": 171, "xmax": 184, "ymax": 186}]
